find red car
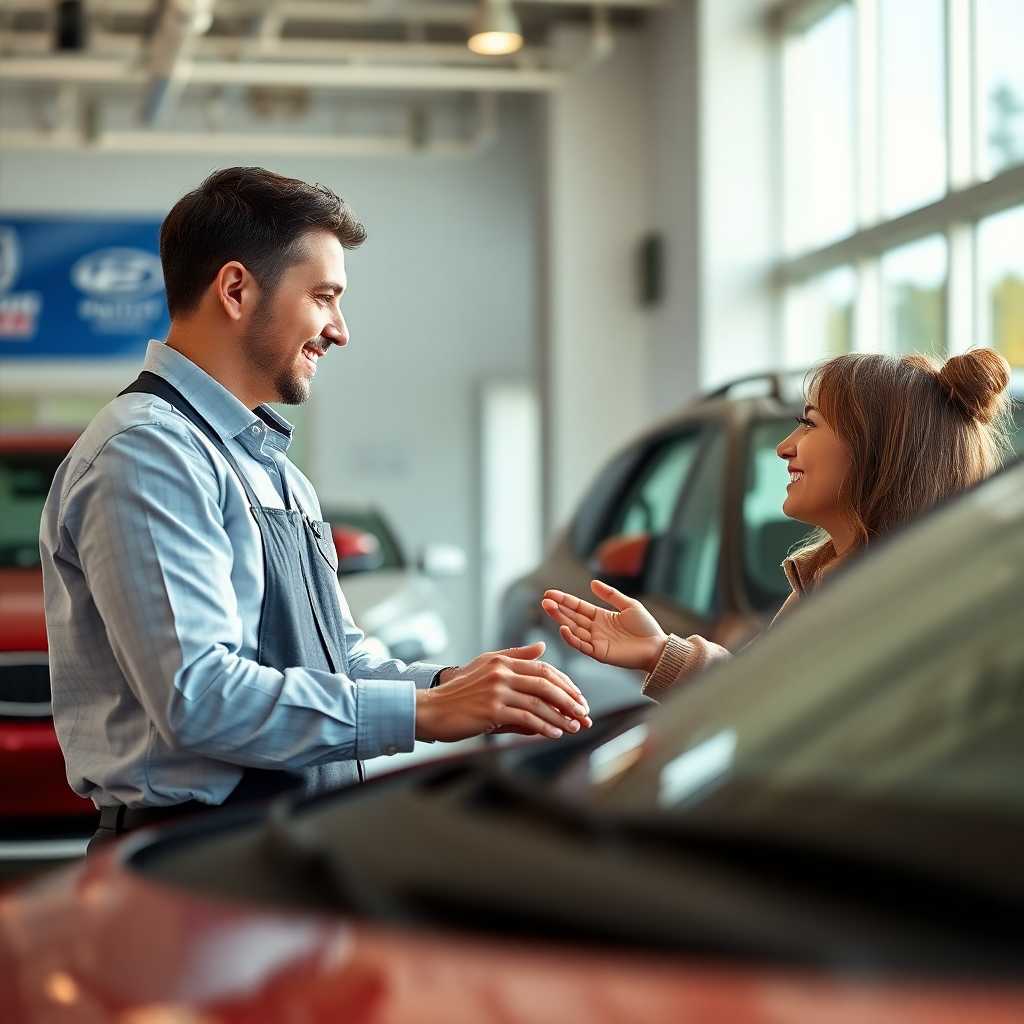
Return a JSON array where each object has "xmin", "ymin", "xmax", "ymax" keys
[
  {"xmin": 0, "ymin": 432, "xmax": 400, "ymax": 869},
  {"xmin": 0, "ymin": 433, "xmax": 96, "ymax": 850},
  {"xmin": 2, "ymin": 457, "xmax": 1023, "ymax": 1020}
]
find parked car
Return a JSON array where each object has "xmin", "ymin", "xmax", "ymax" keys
[
  {"xmin": 0, "ymin": 435, "xmax": 461, "ymax": 873},
  {"xmin": 498, "ymin": 372, "xmax": 809, "ymax": 712},
  {"xmin": 0, "ymin": 432, "xmax": 98, "ymax": 872},
  {"xmin": 500, "ymin": 371, "xmax": 1024, "ymax": 714},
  {"xmin": 325, "ymin": 504, "xmax": 465, "ymax": 666},
  {"xmin": 2, "ymin": 457, "xmax": 1022, "ymax": 1021}
]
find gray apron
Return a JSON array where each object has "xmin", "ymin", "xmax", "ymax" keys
[{"xmin": 91, "ymin": 371, "xmax": 360, "ymax": 847}]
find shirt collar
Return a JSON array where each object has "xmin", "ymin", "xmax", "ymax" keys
[{"xmin": 142, "ymin": 340, "xmax": 294, "ymax": 452}]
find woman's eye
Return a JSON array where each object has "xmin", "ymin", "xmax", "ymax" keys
[{"xmin": 795, "ymin": 416, "xmax": 814, "ymax": 428}]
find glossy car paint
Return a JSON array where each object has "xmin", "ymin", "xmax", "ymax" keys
[
  {"xmin": 1, "ymin": 839, "xmax": 1022, "ymax": 1023},
  {"xmin": 0, "ymin": 432, "xmax": 95, "ymax": 822}
]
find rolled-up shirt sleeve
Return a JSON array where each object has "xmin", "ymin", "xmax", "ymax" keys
[{"xmin": 64, "ymin": 422, "xmax": 415, "ymax": 765}]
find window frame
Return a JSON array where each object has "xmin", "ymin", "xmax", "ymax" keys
[{"xmin": 772, "ymin": 0, "xmax": 1024, "ymax": 362}]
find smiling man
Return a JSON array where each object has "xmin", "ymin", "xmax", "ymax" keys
[{"xmin": 40, "ymin": 167, "xmax": 591, "ymax": 852}]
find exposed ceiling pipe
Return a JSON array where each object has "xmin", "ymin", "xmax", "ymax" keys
[
  {"xmin": 0, "ymin": 91, "xmax": 502, "ymax": 154},
  {"xmin": 2, "ymin": 29, "xmax": 533, "ymax": 65},
  {"xmin": 139, "ymin": 0, "xmax": 215, "ymax": 124},
  {"xmin": 0, "ymin": 55, "xmax": 565, "ymax": 91}
]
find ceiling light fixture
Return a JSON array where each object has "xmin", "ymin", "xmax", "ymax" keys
[{"xmin": 467, "ymin": 0, "xmax": 523, "ymax": 57}]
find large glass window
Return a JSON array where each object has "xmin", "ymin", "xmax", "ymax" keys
[
  {"xmin": 778, "ymin": 1, "xmax": 1024, "ymax": 370},
  {"xmin": 782, "ymin": 1, "xmax": 855, "ymax": 253},
  {"xmin": 879, "ymin": 0, "xmax": 947, "ymax": 218},
  {"xmin": 976, "ymin": 0, "xmax": 1024, "ymax": 179},
  {"xmin": 881, "ymin": 235, "xmax": 947, "ymax": 356},
  {"xmin": 783, "ymin": 266, "xmax": 856, "ymax": 367},
  {"xmin": 977, "ymin": 205, "xmax": 1024, "ymax": 369}
]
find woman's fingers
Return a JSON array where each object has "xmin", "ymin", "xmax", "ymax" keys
[
  {"xmin": 590, "ymin": 578, "xmax": 634, "ymax": 611},
  {"xmin": 542, "ymin": 589, "xmax": 598, "ymax": 621},
  {"xmin": 560, "ymin": 624, "xmax": 595, "ymax": 657},
  {"xmin": 541, "ymin": 598, "xmax": 593, "ymax": 632}
]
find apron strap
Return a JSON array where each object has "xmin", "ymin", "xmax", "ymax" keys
[{"xmin": 119, "ymin": 371, "xmax": 266, "ymax": 511}]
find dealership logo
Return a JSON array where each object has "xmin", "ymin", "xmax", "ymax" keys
[
  {"xmin": 72, "ymin": 246, "xmax": 166, "ymax": 335},
  {"xmin": 0, "ymin": 226, "xmax": 40, "ymax": 340},
  {"xmin": 71, "ymin": 247, "xmax": 164, "ymax": 298}
]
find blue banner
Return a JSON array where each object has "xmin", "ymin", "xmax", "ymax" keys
[{"xmin": 0, "ymin": 216, "xmax": 169, "ymax": 360}]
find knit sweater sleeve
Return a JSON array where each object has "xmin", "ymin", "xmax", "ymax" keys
[{"xmin": 642, "ymin": 634, "xmax": 732, "ymax": 699}]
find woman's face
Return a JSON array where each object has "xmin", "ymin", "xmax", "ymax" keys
[{"xmin": 776, "ymin": 402, "xmax": 853, "ymax": 540}]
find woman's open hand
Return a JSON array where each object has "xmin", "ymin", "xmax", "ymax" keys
[{"xmin": 541, "ymin": 580, "xmax": 667, "ymax": 672}]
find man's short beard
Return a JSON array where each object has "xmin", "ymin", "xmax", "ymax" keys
[{"xmin": 245, "ymin": 290, "xmax": 311, "ymax": 406}]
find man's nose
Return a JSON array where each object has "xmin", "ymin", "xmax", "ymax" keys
[{"xmin": 323, "ymin": 315, "xmax": 349, "ymax": 348}]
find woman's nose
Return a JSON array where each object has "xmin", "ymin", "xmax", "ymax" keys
[{"xmin": 777, "ymin": 430, "xmax": 797, "ymax": 460}]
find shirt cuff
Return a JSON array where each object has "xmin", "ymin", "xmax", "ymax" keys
[
  {"xmin": 409, "ymin": 662, "xmax": 444, "ymax": 690},
  {"xmin": 355, "ymin": 680, "xmax": 416, "ymax": 759}
]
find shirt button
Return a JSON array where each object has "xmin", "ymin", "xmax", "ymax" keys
[
  {"xmin": 251, "ymin": 424, "xmax": 261, "ymax": 435},
  {"xmin": 385, "ymin": 745, "xmax": 397, "ymax": 756}
]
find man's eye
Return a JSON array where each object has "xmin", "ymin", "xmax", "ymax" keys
[{"xmin": 317, "ymin": 294, "xmax": 334, "ymax": 303}]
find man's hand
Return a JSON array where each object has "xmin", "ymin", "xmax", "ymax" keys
[
  {"xmin": 415, "ymin": 642, "xmax": 592, "ymax": 742},
  {"xmin": 541, "ymin": 580, "xmax": 667, "ymax": 672}
]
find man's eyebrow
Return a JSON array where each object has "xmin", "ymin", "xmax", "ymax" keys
[{"xmin": 312, "ymin": 280, "xmax": 345, "ymax": 295}]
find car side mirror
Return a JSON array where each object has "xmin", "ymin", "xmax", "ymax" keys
[
  {"xmin": 418, "ymin": 544, "xmax": 466, "ymax": 578},
  {"xmin": 591, "ymin": 533, "xmax": 651, "ymax": 591},
  {"xmin": 332, "ymin": 526, "xmax": 385, "ymax": 576}
]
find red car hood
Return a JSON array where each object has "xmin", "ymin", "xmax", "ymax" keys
[
  {"xmin": 1, "ymin": 843, "xmax": 1023, "ymax": 1023},
  {"xmin": 0, "ymin": 568, "xmax": 46, "ymax": 652}
]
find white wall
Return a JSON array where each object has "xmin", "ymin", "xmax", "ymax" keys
[
  {"xmin": 0, "ymin": 95, "xmax": 540, "ymax": 661},
  {"xmin": 542, "ymin": 26, "xmax": 655, "ymax": 530}
]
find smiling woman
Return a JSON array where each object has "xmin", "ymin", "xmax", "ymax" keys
[{"xmin": 543, "ymin": 347, "xmax": 1014, "ymax": 698}]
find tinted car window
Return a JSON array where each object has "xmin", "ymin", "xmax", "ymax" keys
[
  {"xmin": 649, "ymin": 428, "xmax": 726, "ymax": 619},
  {"xmin": 743, "ymin": 419, "xmax": 813, "ymax": 611},
  {"xmin": 0, "ymin": 452, "xmax": 62, "ymax": 569},
  {"xmin": 612, "ymin": 432, "xmax": 702, "ymax": 538},
  {"xmin": 569, "ymin": 442, "xmax": 648, "ymax": 558}
]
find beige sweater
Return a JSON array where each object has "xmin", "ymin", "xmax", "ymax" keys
[{"xmin": 644, "ymin": 542, "xmax": 843, "ymax": 698}]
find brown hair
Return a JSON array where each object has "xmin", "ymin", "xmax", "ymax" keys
[
  {"xmin": 792, "ymin": 347, "xmax": 1014, "ymax": 572},
  {"xmin": 160, "ymin": 166, "xmax": 366, "ymax": 318}
]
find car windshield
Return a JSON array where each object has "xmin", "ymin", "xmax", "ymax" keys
[
  {"xmin": 0, "ymin": 451, "xmax": 63, "ymax": 569},
  {"xmin": 592, "ymin": 462, "xmax": 1024, "ymax": 838}
]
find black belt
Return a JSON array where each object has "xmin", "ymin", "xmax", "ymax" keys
[{"xmin": 96, "ymin": 800, "xmax": 209, "ymax": 834}]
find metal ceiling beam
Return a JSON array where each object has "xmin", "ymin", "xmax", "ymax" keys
[
  {"xmin": 0, "ymin": 56, "xmax": 565, "ymax": 91},
  {"xmin": 1, "ymin": 29, "xmax": 537, "ymax": 65}
]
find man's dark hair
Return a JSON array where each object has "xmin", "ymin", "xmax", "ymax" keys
[{"xmin": 159, "ymin": 166, "xmax": 366, "ymax": 318}]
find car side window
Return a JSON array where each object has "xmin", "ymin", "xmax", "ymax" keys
[
  {"xmin": 611, "ymin": 433, "xmax": 703, "ymax": 539},
  {"xmin": 649, "ymin": 428, "xmax": 726, "ymax": 620},
  {"xmin": 743, "ymin": 419, "xmax": 814, "ymax": 611}
]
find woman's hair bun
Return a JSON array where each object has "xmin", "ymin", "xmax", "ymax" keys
[{"xmin": 937, "ymin": 348, "xmax": 1011, "ymax": 424}]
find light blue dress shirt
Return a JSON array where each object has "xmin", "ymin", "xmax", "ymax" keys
[{"xmin": 40, "ymin": 341, "xmax": 439, "ymax": 808}]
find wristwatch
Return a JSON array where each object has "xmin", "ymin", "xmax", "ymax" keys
[{"xmin": 641, "ymin": 634, "xmax": 691, "ymax": 699}]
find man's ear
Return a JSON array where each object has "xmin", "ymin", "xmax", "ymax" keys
[{"xmin": 213, "ymin": 261, "xmax": 255, "ymax": 322}]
